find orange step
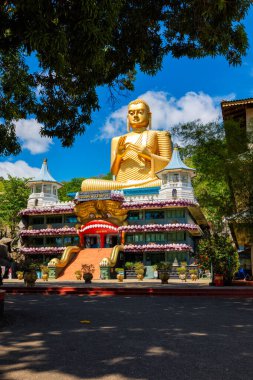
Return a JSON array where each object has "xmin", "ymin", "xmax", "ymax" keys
[{"xmin": 58, "ymin": 248, "xmax": 113, "ymax": 280}]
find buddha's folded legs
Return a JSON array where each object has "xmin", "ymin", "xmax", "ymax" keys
[{"xmin": 81, "ymin": 178, "xmax": 162, "ymax": 192}]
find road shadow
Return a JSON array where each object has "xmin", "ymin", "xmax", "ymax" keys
[{"xmin": 1, "ymin": 295, "xmax": 253, "ymax": 379}]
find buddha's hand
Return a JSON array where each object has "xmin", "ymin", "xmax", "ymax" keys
[
  {"xmin": 125, "ymin": 143, "xmax": 151, "ymax": 160},
  {"xmin": 117, "ymin": 136, "xmax": 128, "ymax": 158}
]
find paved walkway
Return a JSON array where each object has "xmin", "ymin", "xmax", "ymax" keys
[{"xmin": 2, "ymin": 294, "xmax": 253, "ymax": 379}]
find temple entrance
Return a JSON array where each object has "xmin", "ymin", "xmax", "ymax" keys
[
  {"xmin": 84, "ymin": 235, "xmax": 100, "ymax": 248},
  {"xmin": 79, "ymin": 220, "xmax": 120, "ymax": 249}
]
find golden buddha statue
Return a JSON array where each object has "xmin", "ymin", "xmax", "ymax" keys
[{"xmin": 81, "ymin": 99, "xmax": 172, "ymax": 191}]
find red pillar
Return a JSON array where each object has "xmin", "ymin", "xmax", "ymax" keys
[
  {"xmin": 79, "ymin": 233, "xmax": 84, "ymax": 247},
  {"xmin": 100, "ymin": 234, "xmax": 105, "ymax": 248}
]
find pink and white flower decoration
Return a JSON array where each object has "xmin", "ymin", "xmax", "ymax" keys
[
  {"xmin": 19, "ymin": 204, "xmax": 75, "ymax": 216},
  {"xmin": 20, "ymin": 246, "xmax": 65, "ymax": 255},
  {"xmin": 121, "ymin": 199, "xmax": 199, "ymax": 209},
  {"xmin": 123, "ymin": 243, "xmax": 193, "ymax": 252},
  {"xmin": 20, "ymin": 227, "xmax": 77, "ymax": 237},
  {"xmin": 118, "ymin": 223, "xmax": 200, "ymax": 233}
]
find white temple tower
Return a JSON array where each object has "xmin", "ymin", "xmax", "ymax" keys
[
  {"xmin": 156, "ymin": 145, "xmax": 196, "ymax": 201},
  {"xmin": 26, "ymin": 159, "xmax": 62, "ymax": 208}
]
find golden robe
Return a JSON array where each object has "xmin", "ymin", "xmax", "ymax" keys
[{"xmin": 81, "ymin": 130, "xmax": 172, "ymax": 191}]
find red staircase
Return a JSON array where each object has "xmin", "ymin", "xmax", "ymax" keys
[{"xmin": 58, "ymin": 248, "xmax": 113, "ymax": 280}]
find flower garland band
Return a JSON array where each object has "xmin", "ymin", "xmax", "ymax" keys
[
  {"xmin": 20, "ymin": 227, "xmax": 77, "ymax": 236},
  {"xmin": 20, "ymin": 247, "xmax": 65, "ymax": 255},
  {"xmin": 19, "ymin": 203, "xmax": 75, "ymax": 216},
  {"xmin": 123, "ymin": 243, "xmax": 193, "ymax": 253},
  {"xmin": 121, "ymin": 199, "xmax": 199, "ymax": 209},
  {"xmin": 118, "ymin": 223, "xmax": 200, "ymax": 233}
]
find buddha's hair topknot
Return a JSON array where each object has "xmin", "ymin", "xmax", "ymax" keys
[{"xmin": 128, "ymin": 99, "xmax": 151, "ymax": 113}]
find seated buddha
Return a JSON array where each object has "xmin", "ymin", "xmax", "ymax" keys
[{"xmin": 81, "ymin": 99, "xmax": 172, "ymax": 191}]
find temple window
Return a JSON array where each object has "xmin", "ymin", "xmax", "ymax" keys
[
  {"xmin": 146, "ymin": 233, "xmax": 165, "ymax": 242},
  {"xmin": 162, "ymin": 174, "xmax": 167, "ymax": 184},
  {"xmin": 46, "ymin": 236, "xmax": 63, "ymax": 246},
  {"xmin": 43, "ymin": 184, "xmax": 51, "ymax": 194},
  {"xmin": 126, "ymin": 234, "xmax": 144, "ymax": 243},
  {"xmin": 146, "ymin": 233, "xmax": 156, "ymax": 242},
  {"xmin": 125, "ymin": 234, "xmax": 133, "ymax": 243},
  {"xmin": 167, "ymin": 209, "xmax": 185, "ymax": 218},
  {"xmin": 64, "ymin": 215, "xmax": 78, "ymax": 223},
  {"xmin": 155, "ymin": 233, "xmax": 166, "ymax": 242},
  {"xmin": 172, "ymin": 188, "xmax": 177, "ymax": 198},
  {"xmin": 145, "ymin": 210, "xmax": 164, "ymax": 220},
  {"xmin": 35, "ymin": 184, "xmax": 42, "ymax": 193},
  {"xmin": 31, "ymin": 216, "xmax": 44, "ymax": 225},
  {"xmin": 167, "ymin": 231, "xmax": 185, "ymax": 242},
  {"xmin": 53, "ymin": 186, "xmax": 57, "ymax": 195},
  {"xmin": 46, "ymin": 216, "xmax": 63, "ymax": 224},
  {"xmin": 181, "ymin": 174, "xmax": 188, "ymax": 184},
  {"xmin": 30, "ymin": 237, "xmax": 44, "ymax": 246},
  {"xmin": 72, "ymin": 236, "xmax": 80, "ymax": 245},
  {"xmin": 128, "ymin": 211, "xmax": 141, "ymax": 220},
  {"xmin": 172, "ymin": 174, "xmax": 179, "ymax": 182},
  {"xmin": 63, "ymin": 236, "xmax": 72, "ymax": 245},
  {"xmin": 134, "ymin": 234, "xmax": 144, "ymax": 243}
]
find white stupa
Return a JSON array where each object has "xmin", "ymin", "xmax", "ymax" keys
[
  {"xmin": 26, "ymin": 159, "xmax": 62, "ymax": 208},
  {"xmin": 156, "ymin": 145, "xmax": 196, "ymax": 201}
]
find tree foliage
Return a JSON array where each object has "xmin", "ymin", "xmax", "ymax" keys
[
  {"xmin": 173, "ymin": 119, "xmax": 253, "ymax": 228},
  {"xmin": 0, "ymin": 176, "xmax": 30, "ymax": 237},
  {"xmin": 58, "ymin": 177, "xmax": 86, "ymax": 201},
  {"xmin": 58, "ymin": 173, "xmax": 113, "ymax": 201},
  {"xmin": 196, "ymin": 233, "xmax": 239, "ymax": 283},
  {"xmin": 0, "ymin": 0, "xmax": 251, "ymax": 155}
]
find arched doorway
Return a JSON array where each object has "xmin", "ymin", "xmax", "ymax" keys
[{"xmin": 78, "ymin": 220, "xmax": 120, "ymax": 248}]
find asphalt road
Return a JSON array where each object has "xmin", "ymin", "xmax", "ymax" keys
[{"xmin": 1, "ymin": 295, "xmax": 253, "ymax": 380}]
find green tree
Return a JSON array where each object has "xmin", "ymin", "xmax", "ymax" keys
[
  {"xmin": 196, "ymin": 233, "xmax": 239, "ymax": 284},
  {"xmin": 58, "ymin": 173, "xmax": 113, "ymax": 201},
  {"xmin": 58, "ymin": 177, "xmax": 85, "ymax": 201},
  {"xmin": 0, "ymin": 176, "xmax": 30, "ymax": 237},
  {"xmin": 0, "ymin": 0, "xmax": 251, "ymax": 156},
  {"xmin": 173, "ymin": 120, "xmax": 253, "ymax": 228}
]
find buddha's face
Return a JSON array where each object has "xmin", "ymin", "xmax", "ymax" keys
[{"xmin": 128, "ymin": 102, "xmax": 150, "ymax": 129}]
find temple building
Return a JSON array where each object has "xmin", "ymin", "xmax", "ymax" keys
[
  {"xmin": 48, "ymin": 145, "xmax": 208, "ymax": 280},
  {"xmin": 19, "ymin": 159, "xmax": 79, "ymax": 264},
  {"xmin": 20, "ymin": 99, "xmax": 209, "ymax": 280}
]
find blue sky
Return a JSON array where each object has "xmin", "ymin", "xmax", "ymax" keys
[{"xmin": 0, "ymin": 9, "xmax": 253, "ymax": 182}]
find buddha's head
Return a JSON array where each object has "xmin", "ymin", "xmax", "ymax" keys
[{"xmin": 127, "ymin": 99, "xmax": 151, "ymax": 131}]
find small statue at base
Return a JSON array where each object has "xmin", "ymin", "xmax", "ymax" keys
[{"xmin": 82, "ymin": 99, "xmax": 172, "ymax": 191}]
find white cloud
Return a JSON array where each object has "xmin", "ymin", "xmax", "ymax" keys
[
  {"xmin": 14, "ymin": 119, "xmax": 53, "ymax": 154},
  {"xmin": 97, "ymin": 105, "xmax": 128, "ymax": 141},
  {"xmin": 98, "ymin": 90, "xmax": 235, "ymax": 140},
  {"xmin": 0, "ymin": 160, "xmax": 40, "ymax": 179}
]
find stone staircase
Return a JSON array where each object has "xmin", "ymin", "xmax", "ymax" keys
[{"xmin": 58, "ymin": 248, "xmax": 113, "ymax": 280}]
